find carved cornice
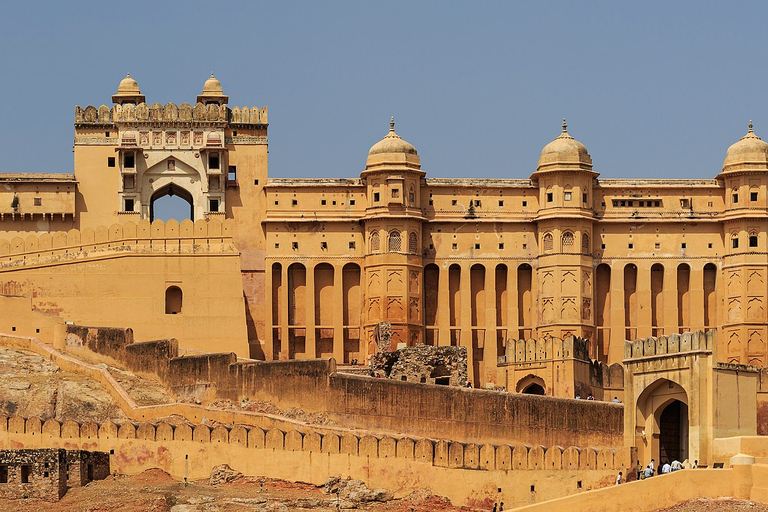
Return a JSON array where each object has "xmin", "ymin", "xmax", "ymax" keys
[{"xmin": 74, "ymin": 137, "xmax": 118, "ymax": 146}]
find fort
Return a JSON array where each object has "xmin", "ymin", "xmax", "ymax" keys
[{"xmin": 1, "ymin": 74, "xmax": 768, "ymax": 509}]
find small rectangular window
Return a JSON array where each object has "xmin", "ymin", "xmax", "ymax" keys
[
  {"xmin": 350, "ymin": 199, "xmax": 355, "ymax": 205},
  {"xmin": 274, "ymin": 200, "xmax": 279, "ymax": 205},
  {"xmin": 292, "ymin": 242, "xmax": 298, "ymax": 250},
  {"xmin": 124, "ymin": 198, "xmax": 134, "ymax": 212},
  {"xmin": 274, "ymin": 243, "xmax": 279, "ymax": 249},
  {"xmin": 374, "ymin": 192, "xmax": 380, "ymax": 202},
  {"xmin": 34, "ymin": 197, "xmax": 41, "ymax": 206},
  {"xmin": 655, "ymin": 242, "xmax": 660, "ymax": 249},
  {"xmin": 628, "ymin": 200, "xmax": 634, "ymax": 207},
  {"xmin": 321, "ymin": 199, "xmax": 327, "ymax": 205},
  {"xmin": 254, "ymin": 179, "xmax": 259, "ymax": 185},
  {"xmin": 546, "ymin": 192, "xmax": 553, "ymax": 202},
  {"xmin": 124, "ymin": 154, "xmax": 135, "ymax": 168},
  {"xmin": 639, "ymin": 201, "xmax": 644, "ymax": 207},
  {"xmin": 628, "ymin": 243, "xmax": 634, "ymax": 249},
  {"xmin": 499, "ymin": 243, "xmax": 504, "ymax": 249},
  {"xmin": 612, "ymin": 200, "xmax": 618, "ymax": 207},
  {"xmin": 601, "ymin": 243, "xmax": 606, "ymax": 249},
  {"xmin": 733, "ymin": 238, "xmax": 739, "ymax": 249},
  {"xmin": 292, "ymin": 199, "xmax": 298, "ymax": 206},
  {"xmin": 209, "ymin": 199, "xmax": 219, "ymax": 212},
  {"xmin": 707, "ymin": 201, "xmax": 713, "ymax": 207},
  {"xmin": 498, "ymin": 200, "xmax": 504, "ymax": 207},
  {"xmin": 582, "ymin": 193, "xmax": 588, "ymax": 203},
  {"xmin": 20, "ymin": 465, "xmax": 31, "ymax": 484},
  {"xmin": 474, "ymin": 199, "xmax": 481, "ymax": 207},
  {"xmin": 451, "ymin": 199, "xmax": 458, "ymax": 206},
  {"xmin": 107, "ymin": 157, "xmax": 116, "ymax": 167},
  {"xmin": 655, "ymin": 200, "xmax": 661, "ymax": 207},
  {"xmin": 681, "ymin": 242, "xmax": 686, "ymax": 249},
  {"xmin": 474, "ymin": 243, "xmax": 480, "ymax": 249},
  {"xmin": 429, "ymin": 243, "xmax": 434, "ymax": 249},
  {"xmin": 349, "ymin": 241, "xmax": 355, "ymax": 249},
  {"xmin": 564, "ymin": 191, "xmax": 572, "ymax": 201},
  {"xmin": 392, "ymin": 189, "xmax": 400, "ymax": 198},
  {"xmin": 429, "ymin": 199, "xmax": 434, "ymax": 205},
  {"xmin": 0, "ymin": 466, "xmax": 7, "ymax": 484},
  {"xmin": 708, "ymin": 243, "xmax": 713, "ymax": 249},
  {"xmin": 332, "ymin": 200, "xmax": 336, "ymax": 205},
  {"xmin": 228, "ymin": 166, "xmax": 237, "ymax": 180},
  {"xmin": 620, "ymin": 200, "xmax": 626, "ymax": 207},
  {"xmin": 751, "ymin": 191, "xmax": 758, "ymax": 201},
  {"xmin": 733, "ymin": 193, "xmax": 739, "ymax": 203},
  {"xmin": 750, "ymin": 235, "xmax": 758, "ymax": 247},
  {"xmin": 522, "ymin": 243, "xmax": 527, "ymax": 249},
  {"xmin": 452, "ymin": 243, "xmax": 457, "ymax": 250},
  {"xmin": 522, "ymin": 200, "xmax": 528, "ymax": 207},
  {"xmin": 680, "ymin": 198, "xmax": 689, "ymax": 208},
  {"xmin": 321, "ymin": 241, "xmax": 327, "ymax": 250},
  {"xmin": 209, "ymin": 153, "xmax": 220, "ymax": 170}
]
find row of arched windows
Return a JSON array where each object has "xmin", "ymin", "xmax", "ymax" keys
[
  {"xmin": 369, "ymin": 230, "xmax": 418, "ymax": 253},
  {"xmin": 543, "ymin": 232, "xmax": 590, "ymax": 253}
]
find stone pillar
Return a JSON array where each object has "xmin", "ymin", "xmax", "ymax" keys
[
  {"xmin": 280, "ymin": 264, "xmax": 290, "ymax": 361},
  {"xmin": 437, "ymin": 263, "xmax": 450, "ymax": 346},
  {"xmin": 484, "ymin": 264, "xmax": 497, "ymax": 385},
  {"xmin": 663, "ymin": 265, "xmax": 678, "ymax": 337},
  {"xmin": 264, "ymin": 262, "xmax": 274, "ymax": 361},
  {"xmin": 689, "ymin": 264, "xmax": 705, "ymax": 333},
  {"xmin": 333, "ymin": 264, "xmax": 345, "ymax": 364},
  {"xmin": 636, "ymin": 263, "xmax": 652, "ymax": 338},
  {"xmin": 609, "ymin": 263, "xmax": 626, "ymax": 364},
  {"xmin": 306, "ymin": 263, "xmax": 316, "ymax": 359},
  {"xmin": 508, "ymin": 263, "xmax": 519, "ymax": 340},
  {"xmin": 460, "ymin": 263, "xmax": 473, "ymax": 382}
]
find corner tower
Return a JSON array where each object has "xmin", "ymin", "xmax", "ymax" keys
[
  {"xmin": 531, "ymin": 120, "xmax": 599, "ymax": 350},
  {"xmin": 361, "ymin": 119, "xmax": 426, "ymax": 354}
]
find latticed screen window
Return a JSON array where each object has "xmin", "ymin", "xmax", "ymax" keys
[
  {"xmin": 582, "ymin": 233, "xmax": 590, "ymax": 252},
  {"xmin": 543, "ymin": 233, "xmax": 553, "ymax": 251},
  {"xmin": 370, "ymin": 231, "xmax": 380, "ymax": 252},
  {"xmin": 409, "ymin": 232, "xmax": 418, "ymax": 253},
  {"xmin": 562, "ymin": 232, "xmax": 574, "ymax": 250},
  {"xmin": 388, "ymin": 231, "xmax": 401, "ymax": 252}
]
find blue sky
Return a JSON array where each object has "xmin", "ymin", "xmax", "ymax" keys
[{"xmin": 0, "ymin": 1, "xmax": 765, "ymax": 182}]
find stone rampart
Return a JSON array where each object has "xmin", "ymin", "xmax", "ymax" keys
[
  {"xmin": 624, "ymin": 330, "xmax": 714, "ymax": 361},
  {"xmin": 0, "ymin": 217, "xmax": 236, "ymax": 265}
]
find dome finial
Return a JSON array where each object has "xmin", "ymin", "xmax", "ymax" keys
[
  {"xmin": 562, "ymin": 118, "xmax": 568, "ymax": 133},
  {"xmin": 749, "ymin": 120, "xmax": 754, "ymax": 133},
  {"xmin": 390, "ymin": 116, "xmax": 395, "ymax": 132},
  {"xmin": 126, "ymin": 72, "xmax": 131, "ymax": 78}
]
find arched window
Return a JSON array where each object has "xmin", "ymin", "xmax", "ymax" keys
[
  {"xmin": 409, "ymin": 232, "xmax": 418, "ymax": 253},
  {"xmin": 543, "ymin": 233, "xmax": 553, "ymax": 251},
  {"xmin": 408, "ymin": 186, "xmax": 415, "ymax": 204},
  {"xmin": 582, "ymin": 232, "xmax": 590, "ymax": 252},
  {"xmin": 731, "ymin": 232, "xmax": 740, "ymax": 250},
  {"xmin": 561, "ymin": 232, "xmax": 574, "ymax": 251},
  {"xmin": 370, "ymin": 231, "xmax": 380, "ymax": 252},
  {"xmin": 388, "ymin": 231, "xmax": 402, "ymax": 252},
  {"xmin": 165, "ymin": 286, "xmax": 183, "ymax": 314}
]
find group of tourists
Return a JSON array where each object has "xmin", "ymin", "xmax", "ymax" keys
[{"xmin": 615, "ymin": 458, "xmax": 698, "ymax": 484}]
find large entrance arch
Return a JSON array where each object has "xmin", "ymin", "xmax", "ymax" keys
[
  {"xmin": 150, "ymin": 183, "xmax": 194, "ymax": 222},
  {"xmin": 634, "ymin": 378, "xmax": 689, "ymax": 465}
]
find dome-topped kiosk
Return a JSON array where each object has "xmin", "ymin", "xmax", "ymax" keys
[
  {"xmin": 721, "ymin": 121, "xmax": 768, "ymax": 174},
  {"xmin": 533, "ymin": 118, "xmax": 594, "ymax": 176},
  {"xmin": 364, "ymin": 117, "xmax": 421, "ymax": 172},
  {"xmin": 197, "ymin": 73, "xmax": 229, "ymax": 105},
  {"xmin": 112, "ymin": 73, "xmax": 145, "ymax": 105}
]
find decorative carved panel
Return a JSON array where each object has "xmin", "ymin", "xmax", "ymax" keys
[
  {"xmin": 747, "ymin": 270, "xmax": 764, "ymax": 294},
  {"xmin": 561, "ymin": 297, "xmax": 577, "ymax": 320},
  {"xmin": 728, "ymin": 298, "xmax": 742, "ymax": 321},
  {"xmin": 747, "ymin": 297, "xmax": 764, "ymax": 321},
  {"xmin": 387, "ymin": 270, "xmax": 403, "ymax": 293}
]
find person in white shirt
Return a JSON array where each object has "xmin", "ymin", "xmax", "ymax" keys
[
  {"xmin": 649, "ymin": 458, "xmax": 655, "ymax": 475},
  {"xmin": 671, "ymin": 460, "xmax": 682, "ymax": 471},
  {"xmin": 615, "ymin": 471, "xmax": 623, "ymax": 484},
  {"xmin": 661, "ymin": 461, "xmax": 672, "ymax": 474}
]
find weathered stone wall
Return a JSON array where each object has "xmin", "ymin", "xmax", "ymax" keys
[
  {"xmin": 66, "ymin": 325, "xmax": 134, "ymax": 361},
  {"xmin": 0, "ymin": 448, "xmax": 66, "ymax": 502},
  {"xmin": 370, "ymin": 345, "xmax": 468, "ymax": 386},
  {"xmin": 66, "ymin": 450, "xmax": 110, "ymax": 487}
]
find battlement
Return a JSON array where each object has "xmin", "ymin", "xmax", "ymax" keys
[
  {"xmin": 75, "ymin": 103, "xmax": 267, "ymax": 126},
  {"xmin": 623, "ymin": 329, "xmax": 715, "ymax": 362},
  {"xmin": 0, "ymin": 218, "xmax": 237, "ymax": 268},
  {"xmin": 502, "ymin": 335, "xmax": 591, "ymax": 364}
]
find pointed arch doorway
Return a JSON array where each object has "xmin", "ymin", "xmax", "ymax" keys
[{"xmin": 150, "ymin": 183, "xmax": 194, "ymax": 222}]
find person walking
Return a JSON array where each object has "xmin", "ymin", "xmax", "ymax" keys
[
  {"xmin": 492, "ymin": 504, "xmax": 497, "ymax": 512},
  {"xmin": 616, "ymin": 471, "xmax": 623, "ymax": 484}
]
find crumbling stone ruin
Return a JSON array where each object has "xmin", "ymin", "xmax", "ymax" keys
[
  {"xmin": 370, "ymin": 344, "xmax": 468, "ymax": 386},
  {"xmin": 0, "ymin": 449, "xmax": 109, "ymax": 502}
]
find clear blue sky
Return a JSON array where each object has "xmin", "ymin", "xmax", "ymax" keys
[{"xmin": 1, "ymin": 1, "xmax": 765, "ymax": 181}]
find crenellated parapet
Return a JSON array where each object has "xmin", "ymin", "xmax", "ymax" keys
[
  {"xmin": 0, "ymin": 218, "xmax": 237, "ymax": 267},
  {"xmin": 74, "ymin": 103, "xmax": 268, "ymax": 126},
  {"xmin": 623, "ymin": 330, "xmax": 715, "ymax": 361},
  {"xmin": 502, "ymin": 335, "xmax": 591, "ymax": 364}
]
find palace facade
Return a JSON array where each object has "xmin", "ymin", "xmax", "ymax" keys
[{"xmin": 1, "ymin": 75, "xmax": 767, "ymax": 389}]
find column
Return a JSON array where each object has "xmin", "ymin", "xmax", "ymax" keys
[
  {"xmin": 280, "ymin": 264, "xmax": 290, "ymax": 361},
  {"xmin": 636, "ymin": 263, "xmax": 652, "ymax": 338},
  {"xmin": 508, "ymin": 263, "xmax": 519, "ymax": 341},
  {"xmin": 460, "ymin": 263, "xmax": 473, "ymax": 383},
  {"xmin": 305, "ymin": 263, "xmax": 316, "ymax": 359},
  {"xmin": 437, "ymin": 263, "xmax": 450, "ymax": 346},
  {"xmin": 608, "ymin": 263, "xmax": 625, "ymax": 364},
  {"xmin": 689, "ymin": 265, "xmax": 705, "ymax": 333},
  {"xmin": 265, "ymin": 261, "xmax": 274, "ymax": 361},
  {"xmin": 333, "ymin": 264, "xmax": 345, "ymax": 364},
  {"xmin": 484, "ymin": 265, "xmax": 497, "ymax": 385},
  {"xmin": 662, "ymin": 265, "xmax": 678, "ymax": 337}
]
